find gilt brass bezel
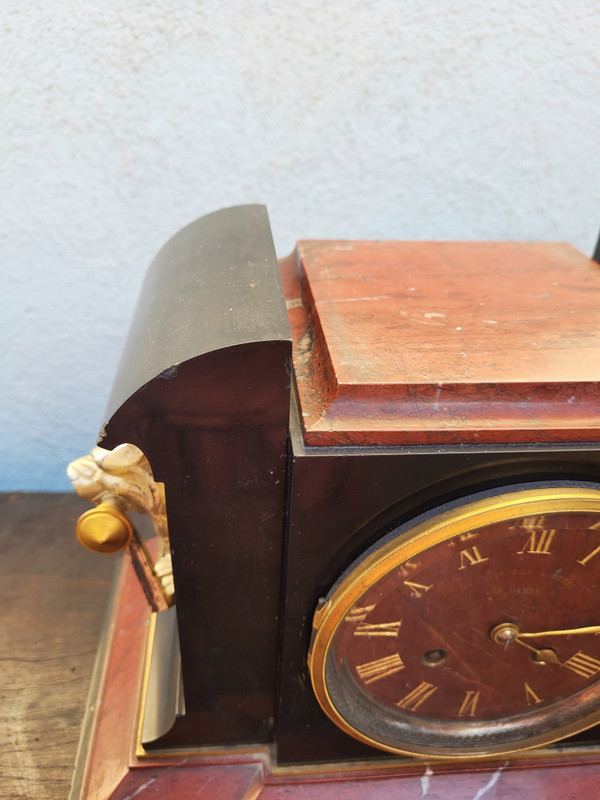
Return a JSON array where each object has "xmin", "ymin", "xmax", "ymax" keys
[{"xmin": 308, "ymin": 486, "xmax": 600, "ymax": 759}]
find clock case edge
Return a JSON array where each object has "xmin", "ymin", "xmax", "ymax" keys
[{"xmin": 100, "ymin": 204, "xmax": 293, "ymax": 749}]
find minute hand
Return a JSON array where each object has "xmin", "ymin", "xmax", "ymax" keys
[{"xmin": 518, "ymin": 625, "xmax": 600, "ymax": 638}]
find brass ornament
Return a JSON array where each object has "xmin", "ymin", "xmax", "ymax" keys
[
  {"xmin": 67, "ymin": 443, "xmax": 169, "ymax": 549},
  {"xmin": 75, "ymin": 498, "xmax": 133, "ymax": 554},
  {"xmin": 68, "ymin": 443, "xmax": 174, "ymax": 610}
]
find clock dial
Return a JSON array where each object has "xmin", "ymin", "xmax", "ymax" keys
[{"xmin": 308, "ymin": 486, "xmax": 600, "ymax": 758}]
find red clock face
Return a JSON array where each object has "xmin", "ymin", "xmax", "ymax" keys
[{"xmin": 309, "ymin": 487, "xmax": 600, "ymax": 758}]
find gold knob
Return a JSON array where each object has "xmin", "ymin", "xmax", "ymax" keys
[{"xmin": 75, "ymin": 500, "xmax": 133, "ymax": 554}]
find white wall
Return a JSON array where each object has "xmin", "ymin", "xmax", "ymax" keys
[{"xmin": 1, "ymin": 1, "xmax": 599, "ymax": 490}]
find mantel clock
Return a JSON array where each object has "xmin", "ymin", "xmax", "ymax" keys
[{"xmin": 69, "ymin": 206, "xmax": 600, "ymax": 799}]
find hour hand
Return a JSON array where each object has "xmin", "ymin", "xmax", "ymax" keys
[
  {"xmin": 514, "ymin": 638, "xmax": 562, "ymax": 665},
  {"xmin": 490, "ymin": 623, "xmax": 562, "ymax": 665}
]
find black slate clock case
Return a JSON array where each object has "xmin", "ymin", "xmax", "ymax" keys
[{"xmin": 98, "ymin": 205, "xmax": 600, "ymax": 765}]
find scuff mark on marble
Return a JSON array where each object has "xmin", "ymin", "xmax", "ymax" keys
[
  {"xmin": 424, "ymin": 312, "xmax": 447, "ymax": 320},
  {"xmin": 420, "ymin": 765, "xmax": 434, "ymax": 796},
  {"xmin": 121, "ymin": 777, "xmax": 158, "ymax": 800},
  {"xmin": 470, "ymin": 762, "xmax": 508, "ymax": 799}
]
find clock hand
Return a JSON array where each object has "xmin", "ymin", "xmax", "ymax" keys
[
  {"xmin": 518, "ymin": 625, "xmax": 600, "ymax": 638},
  {"xmin": 491, "ymin": 621, "xmax": 600, "ymax": 643},
  {"xmin": 513, "ymin": 637, "xmax": 562, "ymax": 666},
  {"xmin": 490, "ymin": 622, "xmax": 562, "ymax": 666}
]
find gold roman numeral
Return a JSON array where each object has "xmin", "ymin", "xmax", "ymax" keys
[
  {"xmin": 356, "ymin": 654, "xmax": 405, "ymax": 684},
  {"xmin": 520, "ymin": 515, "xmax": 547, "ymax": 530},
  {"xmin": 396, "ymin": 681, "xmax": 437, "ymax": 711},
  {"xmin": 457, "ymin": 690, "xmax": 480, "ymax": 717},
  {"xmin": 354, "ymin": 620, "xmax": 402, "ymax": 638},
  {"xmin": 562, "ymin": 651, "xmax": 600, "ymax": 679},
  {"xmin": 459, "ymin": 531, "xmax": 478, "ymax": 541},
  {"xmin": 517, "ymin": 529, "xmax": 555, "ymax": 555},
  {"xmin": 397, "ymin": 560, "xmax": 419, "ymax": 578},
  {"xmin": 345, "ymin": 604, "xmax": 376, "ymax": 623},
  {"xmin": 575, "ymin": 522, "xmax": 600, "ymax": 565},
  {"xmin": 578, "ymin": 543, "xmax": 600, "ymax": 566},
  {"xmin": 459, "ymin": 546, "xmax": 489, "ymax": 569},
  {"xmin": 403, "ymin": 580, "xmax": 433, "ymax": 598},
  {"xmin": 524, "ymin": 682, "xmax": 543, "ymax": 705}
]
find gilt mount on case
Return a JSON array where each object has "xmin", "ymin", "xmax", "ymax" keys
[{"xmin": 70, "ymin": 206, "xmax": 600, "ymax": 799}]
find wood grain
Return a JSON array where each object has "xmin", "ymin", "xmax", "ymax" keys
[
  {"xmin": 0, "ymin": 493, "xmax": 116, "ymax": 800},
  {"xmin": 281, "ymin": 241, "xmax": 600, "ymax": 445}
]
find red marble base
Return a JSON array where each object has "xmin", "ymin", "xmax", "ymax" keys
[
  {"xmin": 74, "ymin": 553, "xmax": 600, "ymax": 800},
  {"xmin": 280, "ymin": 241, "xmax": 600, "ymax": 446}
]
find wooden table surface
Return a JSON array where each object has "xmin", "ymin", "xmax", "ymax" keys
[{"xmin": 0, "ymin": 493, "xmax": 117, "ymax": 800}]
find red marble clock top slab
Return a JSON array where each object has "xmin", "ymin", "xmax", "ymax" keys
[{"xmin": 280, "ymin": 240, "xmax": 600, "ymax": 446}]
